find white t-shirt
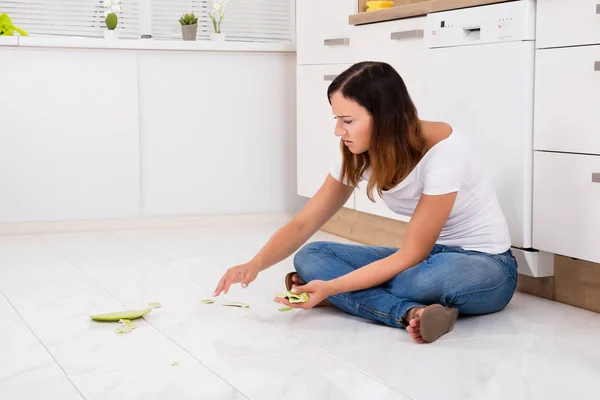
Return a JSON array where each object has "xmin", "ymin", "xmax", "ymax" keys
[{"xmin": 330, "ymin": 130, "xmax": 511, "ymax": 254}]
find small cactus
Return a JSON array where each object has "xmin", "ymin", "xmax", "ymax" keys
[
  {"xmin": 105, "ymin": 12, "xmax": 118, "ymax": 30},
  {"xmin": 179, "ymin": 13, "xmax": 198, "ymax": 25}
]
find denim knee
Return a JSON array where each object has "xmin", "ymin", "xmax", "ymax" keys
[{"xmin": 293, "ymin": 241, "xmax": 330, "ymax": 281}]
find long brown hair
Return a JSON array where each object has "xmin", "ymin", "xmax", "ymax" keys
[{"xmin": 327, "ymin": 61, "xmax": 424, "ymax": 201}]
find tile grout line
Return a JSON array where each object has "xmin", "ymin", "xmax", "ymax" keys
[{"xmin": 0, "ymin": 288, "xmax": 87, "ymax": 400}]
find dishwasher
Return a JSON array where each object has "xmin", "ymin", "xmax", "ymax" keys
[{"xmin": 424, "ymin": 0, "xmax": 553, "ymax": 277}]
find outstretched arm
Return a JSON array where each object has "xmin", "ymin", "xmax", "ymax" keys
[{"xmin": 214, "ymin": 174, "xmax": 354, "ymax": 295}]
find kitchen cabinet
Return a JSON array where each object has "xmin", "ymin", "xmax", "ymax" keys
[
  {"xmin": 534, "ymin": 45, "xmax": 600, "ymax": 155},
  {"xmin": 296, "ymin": 64, "xmax": 355, "ymax": 209},
  {"xmin": 536, "ymin": 0, "xmax": 600, "ymax": 49},
  {"xmin": 0, "ymin": 49, "xmax": 140, "ymax": 223},
  {"xmin": 296, "ymin": 0, "xmax": 359, "ymax": 65},
  {"xmin": 533, "ymin": 151, "xmax": 600, "ymax": 264},
  {"xmin": 352, "ymin": 16, "xmax": 430, "ymax": 118},
  {"xmin": 532, "ymin": 0, "xmax": 600, "ymax": 263}
]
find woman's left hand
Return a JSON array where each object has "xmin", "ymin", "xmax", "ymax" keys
[{"xmin": 274, "ymin": 280, "xmax": 334, "ymax": 310}]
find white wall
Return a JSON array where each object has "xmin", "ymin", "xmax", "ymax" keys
[{"xmin": 0, "ymin": 45, "xmax": 301, "ymax": 224}]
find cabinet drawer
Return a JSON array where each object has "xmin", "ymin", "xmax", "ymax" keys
[
  {"xmin": 533, "ymin": 151, "xmax": 600, "ymax": 264},
  {"xmin": 534, "ymin": 45, "xmax": 600, "ymax": 155},
  {"xmin": 296, "ymin": 64, "xmax": 354, "ymax": 208},
  {"xmin": 536, "ymin": 0, "xmax": 600, "ymax": 48},
  {"xmin": 297, "ymin": 0, "xmax": 359, "ymax": 65}
]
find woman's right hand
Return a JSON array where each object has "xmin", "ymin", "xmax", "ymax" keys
[{"xmin": 214, "ymin": 262, "xmax": 260, "ymax": 296}]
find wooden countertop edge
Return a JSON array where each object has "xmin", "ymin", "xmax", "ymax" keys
[{"xmin": 349, "ymin": 0, "xmax": 513, "ymax": 26}]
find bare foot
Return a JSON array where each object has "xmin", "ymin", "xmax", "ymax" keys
[
  {"xmin": 405, "ymin": 305, "xmax": 459, "ymax": 344},
  {"xmin": 406, "ymin": 307, "xmax": 425, "ymax": 343}
]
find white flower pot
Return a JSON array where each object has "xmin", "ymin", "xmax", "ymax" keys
[
  {"xmin": 104, "ymin": 30, "xmax": 118, "ymax": 40},
  {"xmin": 210, "ymin": 32, "xmax": 226, "ymax": 42}
]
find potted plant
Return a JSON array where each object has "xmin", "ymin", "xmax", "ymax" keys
[
  {"xmin": 208, "ymin": 0, "xmax": 228, "ymax": 41},
  {"xmin": 104, "ymin": 0, "xmax": 121, "ymax": 39},
  {"xmin": 179, "ymin": 13, "xmax": 198, "ymax": 41},
  {"xmin": 0, "ymin": 13, "xmax": 28, "ymax": 36}
]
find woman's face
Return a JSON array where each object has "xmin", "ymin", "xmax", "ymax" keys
[{"xmin": 330, "ymin": 91, "xmax": 373, "ymax": 154}]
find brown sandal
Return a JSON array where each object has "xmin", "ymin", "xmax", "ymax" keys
[
  {"xmin": 284, "ymin": 272, "xmax": 333, "ymax": 307},
  {"xmin": 405, "ymin": 304, "xmax": 459, "ymax": 343}
]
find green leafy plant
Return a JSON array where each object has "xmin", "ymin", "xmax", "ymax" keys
[
  {"xmin": 104, "ymin": 0, "xmax": 120, "ymax": 30},
  {"xmin": 179, "ymin": 13, "xmax": 198, "ymax": 25},
  {"xmin": 105, "ymin": 13, "xmax": 118, "ymax": 30},
  {"xmin": 0, "ymin": 13, "xmax": 28, "ymax": 36}
]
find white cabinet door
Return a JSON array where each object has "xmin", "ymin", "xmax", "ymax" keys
[
  {"xmin": 138, "ymin": 52, "xmax": 300, "ymax": 216},
  {"xmin": 0, "ymin": 49, "xmax": 140, "ymax": 223},
  {"xmin": 534, "ymin": 45, "xmax": 600, "ymax": 155},
  {"xmin": 297, "ymin": 64, "xmax": 354, "ymax": 208},
  {"xmin": 533, "ymin": 151, "xmax": 600, "ymax": 264},
  {"xmin": 296, "ymin": 0, "xmax": 358, "ymax": 65},
  {"xmin": 536, "ymin": 0, "xmax": 600, "ymax": 49},
  {"xmin": 425, "ymin": 41, "xmax": 535, "ymax": 248}
]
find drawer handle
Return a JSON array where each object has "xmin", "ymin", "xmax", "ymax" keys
[
  {"xmin": 593, "ymin": 173, "xmax": 600, "ymax": 183},
  {"xmin": 595, "ymin": 61, "xmax": 600, "ymax": 71},
  {"xmin": 323, "ymin": 74, "xmax": 338, "ymax": 82},
  {"xmin": 390, "ymin": 29, "xmax": 424, "ymax": 40},
  {"xmin": 324, "ymin": 38, "xmax": 350, "ymax": 46},
  {"xmin": 597, "ymin": 4, "xmax": 600, "ymax": 14}
]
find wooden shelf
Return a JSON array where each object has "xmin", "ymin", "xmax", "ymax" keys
[{"xmin": 349, "ymin": 0, "xmax": 514, "ymax": 26}]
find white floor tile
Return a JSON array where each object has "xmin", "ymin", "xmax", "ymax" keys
[
  {"xmin": 146, "ymin": 301, "xmax": 307, "ymax": 362},
  {"xmin": 0, "ymin": 295, "xmax": 63, "ymax": 383},
  {"xmin": 69, "ymin": 363, "xmax": 246, "ymax": 400},
  {"xmin": 0, "ymin": 372, "xmax": 83, "ymax": 400},
  {"xmin": 205, "ymin": 345, "xmax": 410, "ymax": 400},
  {"xmin": 331, "ymin": 342, "xmax": 569, "ymax": 400},
  {"xmin": 439, "ymin": 332, "xmax": 600, "ymax": 399}
]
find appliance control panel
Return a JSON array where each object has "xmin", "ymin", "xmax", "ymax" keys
[{"xmin": 425, "ymin": 0, "xmax": 535, "ymax": 48}]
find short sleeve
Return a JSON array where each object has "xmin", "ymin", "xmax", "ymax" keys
[
  {"xmin": 329, "ymin": 157, "xmax": 344, "ymax": 182},
  {"xmin": 329, "ymin": 155, "xmax": 363, "ymax": 186},
  {"xmin": 421, "ymin": 137, "xmax": 467, "ymax": 195}
]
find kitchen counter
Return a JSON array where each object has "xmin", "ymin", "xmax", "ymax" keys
[{"xmin": 349, "ymin": 0, "xmax": 514, "ymax": 25}]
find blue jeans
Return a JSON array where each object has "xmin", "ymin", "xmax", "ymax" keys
[{"xmin": 293, "ymin": 242, "xmax": 518, "ymax": 329}]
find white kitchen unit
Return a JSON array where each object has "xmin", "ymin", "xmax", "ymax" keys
[
  {"xmin": 296, "ymin": 0, "xmax": 358, "ymax": 65},
  {"xmin": 533, "ymin": 45, "xmax": 600, "ymax": 155},
  {"xmin": 295, "ymin": 0, "xmax": 357, "ymax": 209},
  {"xmin": 0, "ymin": 49, "xmax": 140, "ymax": 223},
  {"xmin": 536, "ymin": 0, "xmax": 600, "ymax": 49},
  {"xmin": 296, "ymin": 64, "xmax": 355, "ymax": 209},
  {"xmin": 425, "ymin": 0, "xmax": 553, "ymax": 277},
  {"xmin": 138, "ymin": 51, "xmax": 299, "ymax": 217},
  {"xmin": 533, "ymin": 152, "xmax": 600, "ymax": 264},
  {"xmin": 532, "ymin": 0, "xmax": 600, "ymax": 264}
]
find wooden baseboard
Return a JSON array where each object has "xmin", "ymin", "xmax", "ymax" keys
[
  {"xmin": 554, "ymin": 256, "xmax": 600, "ymax": 313},
  {"xmin": 0, "ymin": 213, "xmax": 295, "ymax": 236},
  {"xmin": 322, "ymin": 207, "xmax": 408, "ymax": 248},
  {"xmin": 322, "ymin": 208, "xmax": 600, "ymax": 313}
]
